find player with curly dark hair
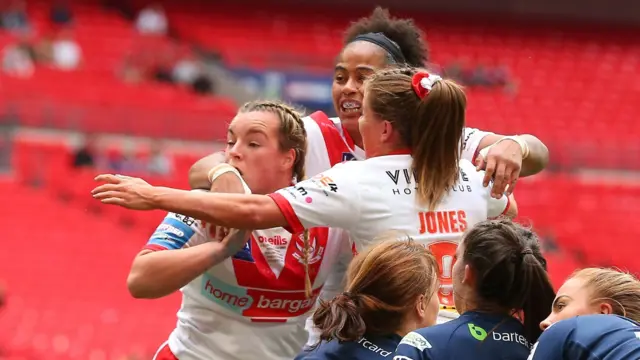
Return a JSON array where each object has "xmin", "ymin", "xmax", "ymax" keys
[{"xmin": 343, "ymin": 7, "xmax": 428, "ymax": 67}]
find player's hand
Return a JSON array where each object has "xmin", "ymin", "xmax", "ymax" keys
[
  {"xmin": 475, "ymin": 139, "xmax": 523, "ymax": 198},
  {"xmin": 92, "ymin": 174, "xmax": 156, "ymax": 210},
  {"xmin": 218, "ymin": 228, "xmax": 251, "ymax": 258}
]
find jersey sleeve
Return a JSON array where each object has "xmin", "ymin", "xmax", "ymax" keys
[
  {"xmin": 268, "ymin": 163, "xmax": 362, "ymax": 233},
  {"xmin": 528, "ymin": 318, "xmax": 578, "ymax": 360},
  {"xmin": 394, "ymin": 331, "xmax": 433, "ymax": 360},
  {"xmin": 487, "ymin": 188, "xmax": 511, "ymax": 218},
  {"xmin": 461, "ymin": 127, "xmax": 493, "ymax": 163},
  {"xmin": 144, "ymin": 212, "xmax": 207, "ymax": 251}
]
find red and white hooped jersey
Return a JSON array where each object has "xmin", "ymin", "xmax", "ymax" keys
[{"xmin": 144, "ymin": 212, "xmax": 345, "ymax": 360}]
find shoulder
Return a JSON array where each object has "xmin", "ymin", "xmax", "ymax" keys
[
  {"xmin": 396, "ymin": 320, "xmax": 466, "ymax": 358},
  {"xmin": 572, "ymin": 315, "xmax": 639, "ymax": 342},
  {"xmin": 297, "ymin": 339, "xmax": 377, "ymax": 360}
]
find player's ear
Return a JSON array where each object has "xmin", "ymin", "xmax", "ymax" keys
[
  {"xmin": 415, "ymin": 294, "xmax": 427, "ymax": 317},
  {"xmin": 598, "ymin": 301, "xmax": 613, "ymax": 315},
  {"xmin": 281, "ymin": 148, "xmax": 295, "ymax": 172},
  {"xmin": 462, "ymin": 264, "xmax": 475, "ymax": 285}
]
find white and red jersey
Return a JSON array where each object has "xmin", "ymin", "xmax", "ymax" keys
[
  {"xmin": 302, "ymin": 111, "xmax": 492, "ymax": 175},
  {"xmin": 268, "ymin": 155, "xmax": 510, "ymax": 310},
  {"xmin": 298, "ymin": 111, "xmax": 493, "ymax": 340},
  {"xmin": 145, "ymin": 210, "xmax": 345, "ymax": 360}
]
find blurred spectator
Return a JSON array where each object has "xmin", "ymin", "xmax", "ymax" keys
[
  {"xmin": 119, "ymin": 55, "xmax": 145, "ymax": 84},
  {"xmin": 135, "ymin": 3, "xmax": 167, "ymax": 36},
  {"xmin": 172, "ymin": 52, "xmax": 201, "ymax": 85},
  {"xmin": 72, "ymin": 135, "xmax": 96, "ymax": 168},
  {"xmin": 147, "ymin": 141, "xmax": 173, "ymax": 176},
  {"xmin": 191, "ymin": 74, "xmax": 215, "ymax": 95},
  {"xmin": 153, "ymin": 53, "xmax": 175, "ymax": 84},
  {"xmin": 2, "ymin": 40, "xmax": 35, "ymax": 78},
  {"xmin": 105, "ymin": 143, "xmax": 141, "ymax": 174},
  {"xmin": 0, "ymin": 0, "xmax": 30, "ymax": 34},
  {"xmin": 52, "ymin": 29, "xmax": 82, "ymax": 70},
  {"xmin": 34, "ymin": 34, "xmax": 54, "ymax": 64},
  {"xmin": 50, "ymin": 0, "xmax": 74, "ymax": 27}
]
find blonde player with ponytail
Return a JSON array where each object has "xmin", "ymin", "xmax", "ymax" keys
[{"xmin": 114, "ymin": 100, "xmax": 344, "ymax": 360}]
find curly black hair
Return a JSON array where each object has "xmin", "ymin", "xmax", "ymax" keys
[{"xmin": 343, "ymin": 7, "xmax": 428, "ymax": 67}]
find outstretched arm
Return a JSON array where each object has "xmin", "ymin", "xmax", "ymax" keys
[{"xmin": 93, "ymin": 175, "xmax": 288, "ymax": 230}]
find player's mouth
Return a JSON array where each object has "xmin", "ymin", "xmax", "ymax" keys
[
  {"xmin": 340, "ymin": 99, "xmax": 362, "ymax": 115},
  {"xmin": 227, "ymin": 162, "xmax": 244, "ymax": 176}
]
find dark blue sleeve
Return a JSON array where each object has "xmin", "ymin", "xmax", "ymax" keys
[
  {"xmin": 528, "ymin": 318, "xmax": 585, "ymax": 360},
  {"xmin": 394, "ymin": 331, "xmax": 432, "ymax": 360}
]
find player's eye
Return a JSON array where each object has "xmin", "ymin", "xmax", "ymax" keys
[
  {"xmin": 249, "ymin": 142, "xmax": 260, "ymax": 148},
  {"xmin": 554, "ymin": 302, "xmax": 566, "ymax": 311}
]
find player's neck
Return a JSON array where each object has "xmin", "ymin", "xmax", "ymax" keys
[{"xmin": 262, "ymin": 174, "xmax": 296, "ymax": 194}]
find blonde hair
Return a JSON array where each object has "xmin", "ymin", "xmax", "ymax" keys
[
  {"xmin": 237, "ymin": 100, "xmax": 313, "ymax": 296},
  {"xmin": 571, "ymin": 267, "xmax": 640, "ymax": 322}
]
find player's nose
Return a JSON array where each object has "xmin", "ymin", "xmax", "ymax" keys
[{"xmin": 539, "ymin": 316, "xmax": 553, "ymax": 331}]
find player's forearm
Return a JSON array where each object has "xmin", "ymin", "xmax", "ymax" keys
[
  {"xmin": 127, "ymin": 242, "xmax": 226, "ymax": 299},
  {"xmin": 149, "ymin": 187, "xmax": 287, "ymax": 230},
  {"xmin": 188, "ymin": 152, "xmax": 226, "ymax": 190},
  {"xmin": 519, "ymin": 135, "xmax": 549, "ymax": 177}
]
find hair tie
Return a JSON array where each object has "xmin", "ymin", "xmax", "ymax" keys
[
  {"xmin": 411, "ymin": 72, "xmax": 443, "ymax": 99},
  {"xmin": 521, "ymin": 248, "xmax": 534, "ymax": 256}
]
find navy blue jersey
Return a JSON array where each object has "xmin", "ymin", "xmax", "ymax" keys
[
  {"xmin": 394, "ymin": 311, "xmax": 531, "ymax": 360},
  {"xmin": 528, "ymin": 315, "xmax": 640, "ymax": 360},
  {"xmin": 296, "ymin": 334, "xmax": 401, "ymax": 360}
]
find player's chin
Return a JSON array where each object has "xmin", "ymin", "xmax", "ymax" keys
[{"xmin": 338, "ymin": 111, "xmax": 361, "ymax": 124}]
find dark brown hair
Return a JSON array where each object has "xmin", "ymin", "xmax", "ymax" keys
[
  {"xmin": 365, "ymin": 67, "xmax": 466, "ymax": 210},
  {"xmin": 312, "ymin": 238, "xmax": 438, "ymax": 343},
  {"xmin": 460, "ymin": 218, "xmax": 555, "ymax": 343},
  {"xmin": 344, "ymin": 7, "xmax": 428, "ymax": 66}
]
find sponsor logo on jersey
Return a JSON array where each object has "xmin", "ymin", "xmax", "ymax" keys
[
  {"xmin": 254, "ymin": 233, "xmax": 290, "ymax": 277},
  {"xmin": 156, "ymin": 223, "xmax": 185, "ymax": 237},
  {"xmin": 310, "ymin": 174, "xmax": 338, "ymax": 194},
  {"xmin": 202, "ymin": 275, "xmax": 253, "ymax": 313},
  {"xmin": 174, "ymin": 213, "xmax": 196, "ymax": 226},
  {"xmin": 148, "ymin": 216, "xmax": 195, "ymax": 249},
  {"xmin": 399, "ymin": 332, "xmax": 432, "ymax": 351},
  {"xmin": 468, "ymin": 323, "xmax": 487, "ymax": 341},
  {"xmin": 358, "ymin": 337, "xmax": 392, "ymax": 357},
  {"xmin": 492, "ymin": 331, "xmax": 531, "ymax": 348},
  {"xmin": 293, "ymin": 232, "xmax": 324, "ymax": 265},
  {"xmin": 257, "ymin": 235, "xmax": 288, "ymax": 246},
  {"xmin": 200, "ymin": 274, "xmax": 319, "ymax": 319}
]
